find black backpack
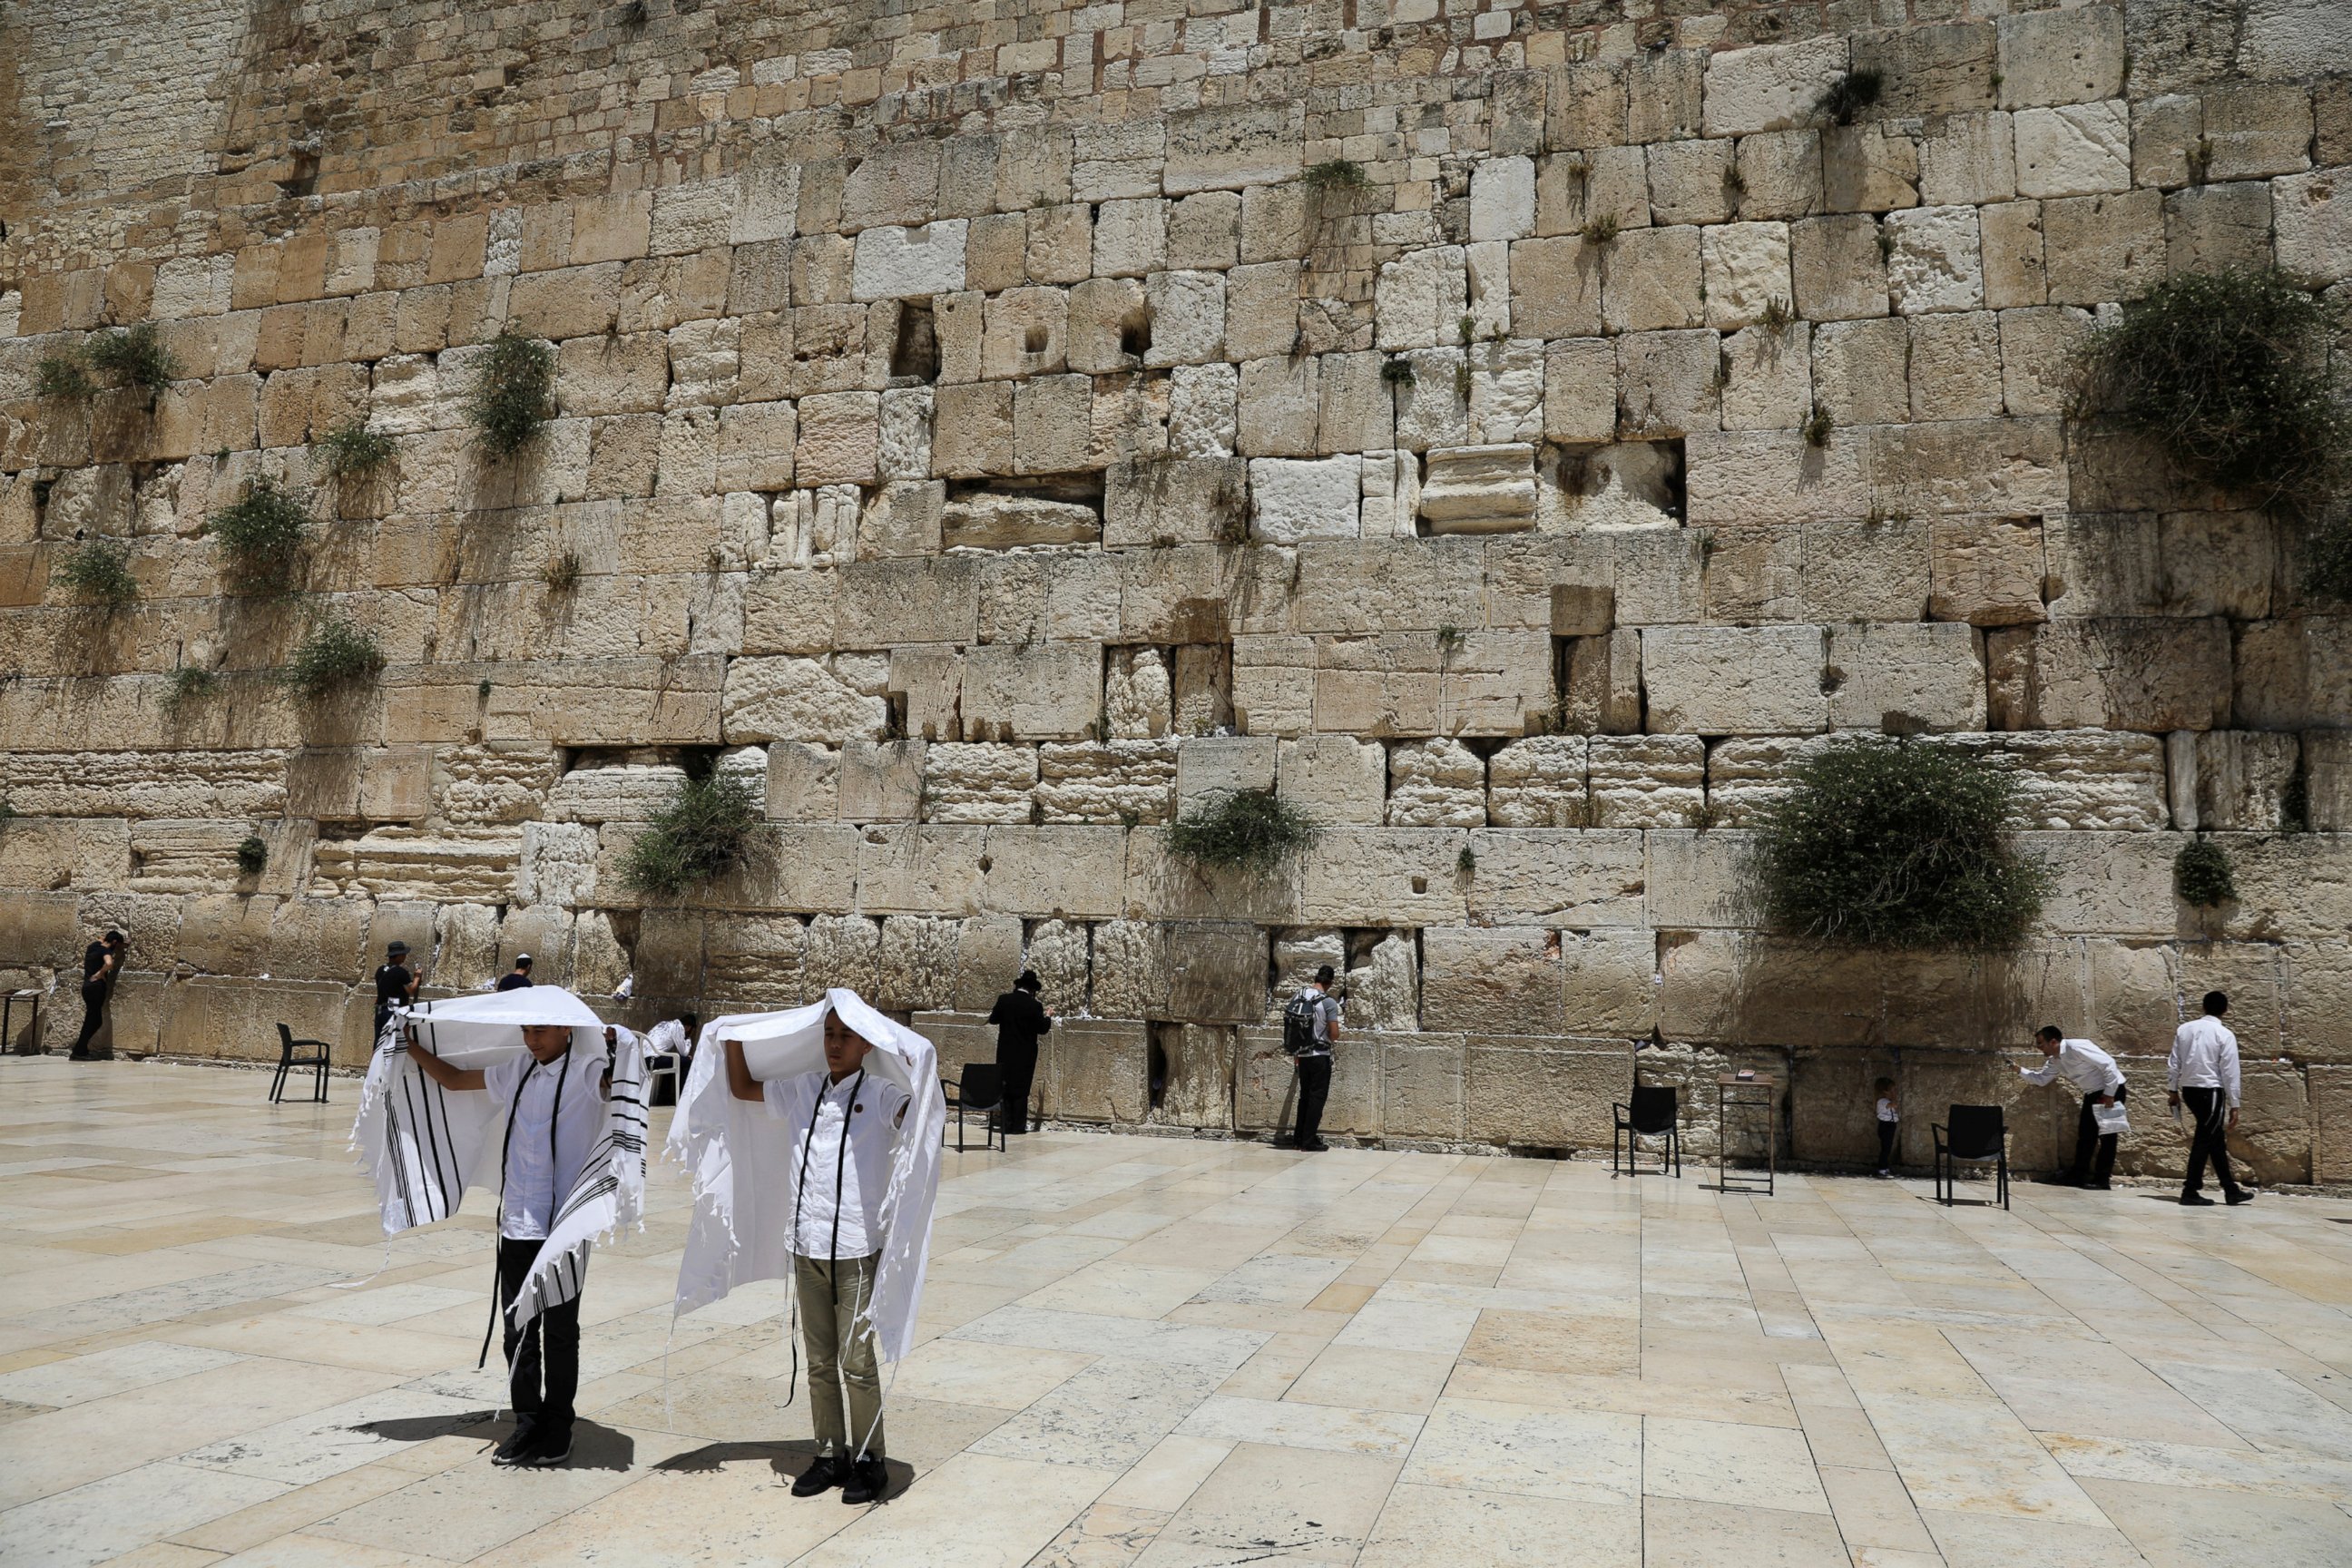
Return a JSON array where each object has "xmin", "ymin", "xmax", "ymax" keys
[{"xmin": 1281, "ymin": 989, "xmax": 1320, "ymax": 1056}]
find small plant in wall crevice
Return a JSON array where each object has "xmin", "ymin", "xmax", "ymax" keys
[
  {"xmin": 162, "ymin": 665, "xmax": 220, "ymax": 716},
  {"xmin": 621, "ymin": 770, "xmax": 769, "ymax": 897},
  {"xmin": 206, "ymin": 476, "xmax": 313, "ymax": 595},
  {"xmin": 235, "ymin": 836, "xmax": 269, "ymax": 877},
  {"xmin": 280, "ymin": 612, "xmax": 386, "ymax": 701},
  {"xmin": 313, "ymin": 420, "xmax": 395, "ymax": 484},
  {"xmin": 54, "ymin": 535, "xmax": 138, "ymax": 606},
  {"xmin": 2173, "ymin": 838, "xmax": 2238, "ymax": 908},
  {"xmin": 466, "ymin": 324, "xmax": 557, "ymax": 458},
  {"xmin": 1168, "ymin": 789, "xmax": 1319, "ymax": 877}
]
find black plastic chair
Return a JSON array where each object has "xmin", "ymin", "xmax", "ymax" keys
[
  {"xmin": 1933, "ymin": 1104, "xmax": 2008, "ymax": 1209},
  {"xmin": 944, "ymin": 1063, "xmax": 1007, "ymax": 1152},
  {"xmin": 270, "ymin": 1023, "xmax": 330, "ymax": 1104},
  {"xmin": 1612, "ymin": 1084, "xmax": 1681, "ymax": 1177}
]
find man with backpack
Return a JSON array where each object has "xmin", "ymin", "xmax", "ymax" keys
[{"xmin": 1281, "ymin": 965, "xmax": 1342, "ymax": 1152}]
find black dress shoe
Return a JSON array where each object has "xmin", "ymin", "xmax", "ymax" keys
[
  {"xmin": 2081, "ymin": 1181, "xmax": 2112, "ymax": 1191},
  {"xmin": 792, "ymin": 1455, "xmax": 848, "ymax": 1496},
  {"xmin": 522, "ymin": 1430, "xmax": 573, "ymax": 1467},
  {"xmin": 841, "ymin": 1455, "xmax": 887, "ymax": 1504},
  {"xmin": 2180, "ymin": 1193, "xmax": 2217, "ymax": 1206},
  {"xmin": 492, "ymin": 1421, "xmax": 542, "ymax": 1466},
  {"xmin": 2225, "ymin": 1189, "xmax": 2257, "ymax": 1205}
]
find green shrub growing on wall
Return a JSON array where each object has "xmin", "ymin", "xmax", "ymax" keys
[
  {"xmin": 35, "ymin": 353, "xmax": 96, "ymax": 400},
  {"xmin": 1302, "ymin": 159, "xmax": 1368, "ymax": 191},
  {"xmin": 162, "ymin": 666, "xmax": 220, "ymax": 715},
  {"xmin": 313, "ymin": 420, "xmax": 395, "ymax": 482},
  {"xmin": 84, "ymin": 323, "xmax": 180, "ymax": 397},
  {"xmin": 1168, "ymin": 789, "xmax": 1319, "ymax": 877},
  {"xmin": 206, "ymin": 476, "xmax": 313, "ymax": 594},
  {"xmin": 2173, "ymin": 838, "xmax": 2238, "ymax": 907},
  {"xmin": 621, "ymin": 771, "xmax": 767, "ymax": 897},
  {"xmin": 2070, "ymin": 270, "xmax": 2348, "ymax": 505},
  {"xmin": 281, "ymin": 613, "xmax": 385, "ymax": 700},
  {"xmin": 466, "ymin": 325, "xmax": 557, "ymax": 458},
  {"xmin": 54, "ymin": 536, "xmax": 138, "ymax": 605},
  {"xmin": 1752, "ymin": 738, "xmax": 2048, "ymax": 948},
  {"xmin": 235, "ymin": 836, "xmax": 268, "ymax": 876}
]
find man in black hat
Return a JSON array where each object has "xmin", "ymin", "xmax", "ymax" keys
[
  {"xmin": 71, "ymin": 930, "xmax": 126, "ymax": 1060},
  {"xmin": 373, "ymin": 940, "xmax": 420, "ymax": 1042},
  {"xmin": 985, "ymin": 971, "xmax": 1052, "ymax": 1134}
]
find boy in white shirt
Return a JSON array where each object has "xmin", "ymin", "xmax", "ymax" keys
[
  {"xmin": 409, "ymin": 1020, "xmax": 616, "ymax": 1466},
  {"xmin": 723, "ymin": 1011, "xmax": 910, "ymax": 1505},
  {"xmin": 2168, "ymin": 992, "xmax": 2252, "ymax": 1207},
  {"xmin": 1872, "ymin": 1077, "xmax": 1898, "ymax": 1178},
  {"xmin": 2020, "ymin": 1026, "xmax": 2127, "ymax": 1189}
]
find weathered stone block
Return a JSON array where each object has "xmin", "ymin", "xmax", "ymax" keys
[
  {"xmin": 1644, "ymin": 625, "xmax": 1827, "ymax": 736},
  {"xmin": 1590, "ymin": 734, "xmax": 1706, "ymax": 828}
]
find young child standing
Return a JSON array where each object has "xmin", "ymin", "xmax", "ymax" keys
[
  {"xmin": 1873, "ymin": 1077, "xmax": 1899, "ymax": 1177},
  {"xmin": 723, "ymin": 1010, "xmax": 910, "ymax": 1505},
  {"xmin": 408, "ymin": 1018, "xmax": 616, "ymax": 1467}
]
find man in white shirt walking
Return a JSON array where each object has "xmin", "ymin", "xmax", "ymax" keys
[
  {"xmin": 2168, "ymin": 991, "xmax": 2253, "ymax": 1208},
  {"xmin": 2020, "ymin": 1026, "xmax": 2127, "ymax": 1190}
]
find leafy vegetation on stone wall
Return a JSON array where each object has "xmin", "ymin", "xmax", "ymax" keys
[
  {"xmin": 1169, "ymin": 789, "xmax": 1319, "ymax": 877},
  {"xmin": 36, "ymin": 324, "xmax": 179, "ymax": 404},
  {"xmin": 2174, "ymin": 838, "xmax": 2239, "ymax": 907},
  {"xmin": 466, "ymin": 325, "xmax": 557, "ymax": 458},
  {"xmin": 2070, "ymin": 269, "xmax": 2351, "ymax": 593},
  {"xmin": 206, "ymin": 477, "xmax": 313, "ymax": 594},
  {"xmin": 235, "ymin": 836, "xmax": 268, "ymax": 876},
  {"xmin": 1752, "ymin": 739, "xmax": 2048, "ymax": 949},
  {"xmin": 313, "ymin": 420, "xmax": 395, "ymax": 483},
  {"xmin": 1302, "ymin": 159, "xmax": 1367, "ymax": 191},
  {"xmin": 621, "ymin": 771, "xmax": 767, "ymax": 897},
  {"xmin": 162, "ymin": 665, "xmax": 220, "ymax": 715},
  {"xmin": 281, "ymin": 613, "xmax": 385, "ymax": 700},
  {"xmin": 85, "ymin": 324, "xmax": 181, "ymax": 397},
  {"xmin": 54, "ymin": 535, "xmax": 138, "ymax": 605}
]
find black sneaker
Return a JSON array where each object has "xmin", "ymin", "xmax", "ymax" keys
[
  {"xmin": 2082, "ymin": 1181, "xmax": 2112, "ymax": 1191},
  {"xmin": 791, "ymin": 1455, "xmax": 848, "ymax": 1497},
  {"xmin": 841, "ymin": 1455, "xmax": 887, "ymax": 1505},
  {"xmin": 491, "ymin": 1421, "xmax": 542, "ymax": 1466},
  {"xmin": 2225, "ymin": 1189, "xmax": 2257, "ymax": 1205},
  {"xmin": 2180, "ymin": 1193, "xmax": 2216, "ymax": 1206},
  {"xmin": 522, "ymin": 1430, "xmax": 573, "ymax": 1467}
]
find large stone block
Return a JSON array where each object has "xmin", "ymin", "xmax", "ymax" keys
[
  {"xmin": 1464, "ymin": 1039, "xmax": 1632, "ymax": 1150},
  {"xmin": 1643, "ymin": 625, "xmax": 1828, "ymax": 736},
  {"xmin": 1987, "ymin": 619, "xmax": 2232, "ymax": 733},
  {"xmin": 722, "ymin": 656, "xmax": 891, "ymax": 745},
  {"xmin": 1703, "ymin": 37, "xmax": 1850, "ymax": 138},
  {"xmin": 960, "ymin": 643, "xmax": 1100, "ymax": 742},
  {"xmin": 1465, "ymin": 829, "xmax": 1648, "ymax": 928},
  {"xmin": 1423, "ymin": 926, "xmax": 1566, "ymax": 1036},
  {"xmin": 1826, "ymin": 622, "xmax": 1986, "ymax": 732},
  {"xmin": 848, "ymin": 221, "xmax": 967, "ymax": 300}
]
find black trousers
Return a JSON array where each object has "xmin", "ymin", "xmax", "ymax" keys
[
  {"xmin": 497, "ymin": 1238, "xmax": 580, "ymax": 1441},
  {"xmin": 996, "ymin": 1040, "xmax": 1037, "ymax": 1134},
  {"xmin": 1876, "ymin": 1120, "xmax": 1897, "ymax": 1170},
  {"xmin": 1293, "ymin": 1054, "xmax": 1332, "ymax": 1146},
  {"xmin": 2180, "ymin": 1086, "xmax": 2243, "ymax": 1197},
  {"xmin": 2070, "ymin": 1084, "xmax": 2126, "ymax": 1185},
  {"xmin": 73, "ymin": 983, "xmax": 108, "ymax": 1057}
]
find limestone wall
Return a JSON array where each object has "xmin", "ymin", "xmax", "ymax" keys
[{"xmin": 3, "ymin": 0, "xmax": 2348, "ymax": 1180}]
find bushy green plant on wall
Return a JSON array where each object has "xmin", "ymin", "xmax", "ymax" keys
[
  {"xmin": 621, "ymin": 771, "xmax": 768, "ymax": 897},
  {"xmin": 1752, "ymin": 739, "xmax": 2048, "ymax": 948},
  {"xmin": 1168, "ymin": 789, "xmax": 1320, "ymax": 877},
  {"xmin": 54, "ymin": 536, "xmax": 138, "ymax": 605},
  {"xmin": 206, "ymin": 477, "xmax": 312, "ymax": 595},
  {"xmin": 466, "ymin": 325, "xmax": 557, "ymax": 458},
  {"xmin": 2070, "ymin": 269, "xmax": 2352, "ymax": 595},
  {"xmin": 281, "ymin": 613, "xmax": 386, "ymax": 700},
  {"xmin": 2173, "ymin": 838, "xmax": 2238, "ymax": 907}
]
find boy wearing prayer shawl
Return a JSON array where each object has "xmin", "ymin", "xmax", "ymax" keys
[
  {"xmin": 407, "ymin": 1015, "xmax": 617, "ymax": 1468},
  {"xmin": 723, "ymin": 1012, "xmax": 908, "ymax": 1505}
]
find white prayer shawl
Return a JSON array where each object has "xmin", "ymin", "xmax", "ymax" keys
[
  {"xmin": 667, "ymin": 989, "xmax": 946, "ymax": 1362},
  {"xmin": 350, "ymin": 986, "xmax": 648, "ymax": 1333}
]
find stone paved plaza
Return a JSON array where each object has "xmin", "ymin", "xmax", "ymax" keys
[{"xmin": 2, "ymin": 1056, "xmax": 2350, "ymax": 1568}]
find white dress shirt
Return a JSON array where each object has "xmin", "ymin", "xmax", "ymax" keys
[
  {"xmin": 766, "ymin": 1070, "xmax": 910, "ymax": 1259},
  {"xmin": 2168, "ymin": 1015, "xmax": 2241, "ymax": 1108},
  {"xmin": 485, "ymin": 1047, "xmax": 609, "ymax": 1240},
  {"xmin": 2021, "ymin": 1038, "xmax": 2124, "ymax": 1097}
]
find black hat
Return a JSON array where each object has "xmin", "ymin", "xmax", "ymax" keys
[
  {"xmin": 387, "ymin": 940, "xmax": 409, "ymax": 956},
  {"xmin": 1015, "ymin": 969, "xmax": 1041, "ymax": 993}
]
